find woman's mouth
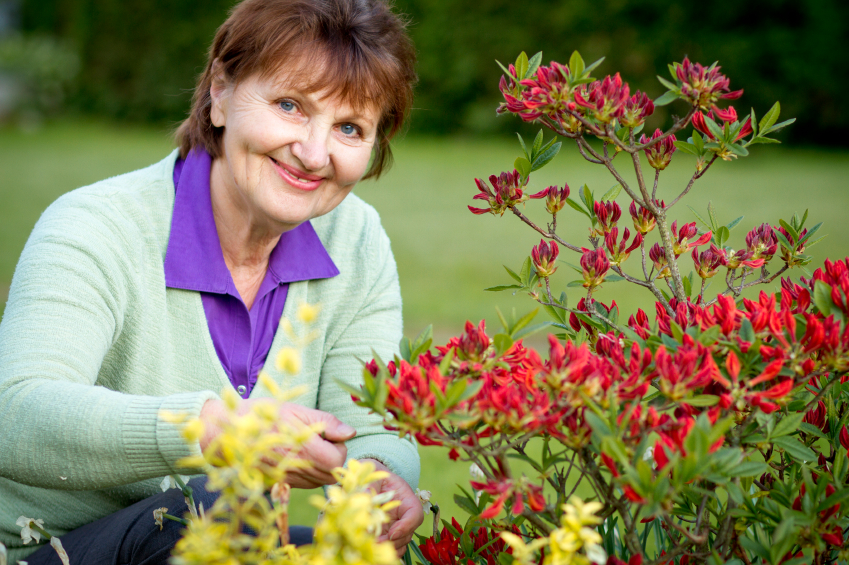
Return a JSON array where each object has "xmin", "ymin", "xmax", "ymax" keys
[{"xmin": 269, "ymin": 157, "xmax": 324, "ymax": 191}]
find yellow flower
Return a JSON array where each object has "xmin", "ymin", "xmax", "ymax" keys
[
  {"xmin": 276, "ymin": 347, "xmax": 302, "ymax": 375},
  {"xmin": 297, "ymin": 303, "xmax": 321, "ymax": 324}
]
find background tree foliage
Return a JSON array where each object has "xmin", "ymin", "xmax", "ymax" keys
[{"xmin": 17, "ymin": 0, "xmax": 849, "ymax": 144}]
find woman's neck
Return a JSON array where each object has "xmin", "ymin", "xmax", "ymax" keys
[{"xmin": 209, "ymin": 158, "xmax": 284, "ymax": 309}]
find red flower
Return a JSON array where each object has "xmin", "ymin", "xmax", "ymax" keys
[
  {"xmin": 594, "ymin": 200, "xmax": 622, "ymax": 235},
  {"xmin": 675, "ymin": 57, "xmax": 743, "ymax": 110},
  {"xmin": 620, "ymin": 91, "xmax": 655, "ymax": 128},
  {"xmin": 639, "ymin": 129, "xmax": 676, "ymax": 171},
  {"xmin": 649, "ymin": 243, "xmax": 670, "ymax": 278},
  {"xmin": 469, "ymin": 170, "xmax": 528, "ymax": 216},
  {"xmin": 420, "ymin": 518, "xmax": 465, "ymax": 565},
  {"xmin": 629, "ymin": 200, "xmax": 660, "ymax": 235},
  {"xmin": 605, "ymin": 227, "xmax": 642, "ymax": 266},
  {"xmin": 581, "ymin": 248, "xmax": 610, "ymax": 289},
  {"xmin": 841, "ymin": 426, "xmax": 849, "ymax": 451},
  {"xmin": 672, "ymin": 221, "xmax": 712, "ymax": 256},
  {"xmin": 803, "ymin": 400, "xmax": 828, "ymax": 433},
  {"xmin": 529, "ymin": 184, "xmax": 570, "ymax": 215},
  {"xmin": 532, "ymin": 239, "xmax": 559, "ymax": 278},
  {"xmin": 574, "ymin": 72, "xmax": 631, "ymax": 123},
  {"xmin": 692, "ymin": 244, "xmax": 727, "ymax": 279}
]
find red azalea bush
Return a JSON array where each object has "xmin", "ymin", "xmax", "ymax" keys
[{"xmin": 348, "ymin": 51, "xmax": 849, "ymax": 565}]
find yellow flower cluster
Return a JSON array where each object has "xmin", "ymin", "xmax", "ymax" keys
[
  {"xmin": 307, "ymin": 460, "xmax": 401, "ymax": 565},
  {"xmin": 165, "ymin": 305, "xmax": 398, "ymax": 565},
  {"xmin": 501, "ymin": 497, "xmax": 607, "ymax": 565}
]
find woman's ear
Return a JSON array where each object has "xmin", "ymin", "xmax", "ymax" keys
[{"xmin": 209, "ymin": 59, "xmax": 229, "ymax": 128}]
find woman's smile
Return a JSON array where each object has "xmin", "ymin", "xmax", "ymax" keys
[{"xmin": 269, "ymin": 156, "xmax": 325, "ymax": 191}]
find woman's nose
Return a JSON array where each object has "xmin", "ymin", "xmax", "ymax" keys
[{"xmin": 290, "ymin": 128, "xmax": 331, "ymax": 172}]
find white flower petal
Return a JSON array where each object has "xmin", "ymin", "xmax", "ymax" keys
[{"xmin": 49, "ymin": 538, "xmax": 69, "ymax": 565}]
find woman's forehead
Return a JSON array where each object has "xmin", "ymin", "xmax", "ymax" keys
[{"xmin": 257, "ymin": 50, "xmax": 388, "ymax": 115}]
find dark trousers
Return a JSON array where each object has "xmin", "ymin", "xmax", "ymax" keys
[{"xmin": 24, "ymin": 477, "xmax": 313, "ymax": 565}]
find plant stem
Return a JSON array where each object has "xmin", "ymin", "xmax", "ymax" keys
[{"xmin": 509, "ymin": 206, "xmax": 582, "ymax": 252}]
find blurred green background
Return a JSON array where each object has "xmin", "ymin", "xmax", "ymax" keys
[{"xmin": 1, "ymin": 0, "xmax": 848, "ymax": 541}]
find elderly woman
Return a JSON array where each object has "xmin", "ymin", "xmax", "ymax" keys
[{"xmin": 0, "ymin": 0, "xmax": 421, "ymax": 562}]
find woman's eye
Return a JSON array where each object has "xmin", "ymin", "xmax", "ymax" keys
[
  {"xmin": 279, "ymin": 100, "xmax": 296, "ymax": 112},
  {"xmin": 340, "ymin": 124, "xmax": 359, "ymax": 136}
]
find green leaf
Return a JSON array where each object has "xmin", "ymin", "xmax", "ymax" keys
[
  {"xmin": 509, "ymin": 308, "xmax": 539, "ymax": 336},
  {"xmin": 454, "ymin": 493, "xmax": 480, "ymax": 517},
  {"xmin": 654, "ymin": 90, "xmax": 679, "ymax": 107},
  {"xmin": 697, "ymin": 325, "xmax": 721, "ymax": 346},
  {"xmin": 519, "ymin": 257, "xmax": 533, "ymax": 286},
  {"xmin": 687, "ymin": 394, "xmax": 720, "ymax": 407},
  {"xmin": 728, "ymin": 461, "xmax": 771, "ymax": 477},
  {"xmin": 399, "ymin": 337, "xmax": 412, "ymax": 362},
  {"xmin": 516, "ymin": 133, "xmax": 529, "ymax": 161},
  {"xmin": 673, "ymin": 140, "xmax": 699, "ymax": 155},
  {"xmin": 813, "ymin": 280, "xmax": 834, "ymax": 315},
  {"xmin": 514, "ymin": 321, "xmax": 553, "ymax": 340},
  {"xmin": 806, "ymin": 235, "xmax": 827, "ymax": 249},
  {"xmin": 495, "ymin": 60, "xmax": 513, "ymax": 79},
  {"xmin": 726, "ymin": 216, "xmax": 744, "ymax": 230},
  {"xmin": 527, "ymin": 51, "xmax": 543, "ymax": 79},
  {"xmin": 682, "ymin": 273, "xmax": 692, "ymax": 298},
  {"xmin": 772, "ymin": 436, "xmax": 816, "ymax": 462},
  {"xmin": 503, "ymin": 265, "xmax": 522, "ymax": 283},
  {"xmin": 739, "ymin": 320, "xmax": 755, "ymax": 344},
  {"xmin": 748, "ymin": 136, "xmax": 781, "ymax": 145},
  {"xmin": 569, "ymin": 50, "xmax": 585, "ymax": 79},
  {"xmin": 532, "ymin": 129, "xmax": 544, "ymax": 156},
  {"xmin": 750, "ymin": 108, "xmax": 758, "ymax": 137},
  {"xmin": 580, "ymin": 184, "xmax": 594, "ymax": 214},
  {"xmin": 796, "ymin": 221, "xmax": 823, "ymax": 247},
  {"xmin": 604, "ymin": 274, "xmax": 625, "ymax": 283},
  {"xmin": 485, "ymin": 285, "xmax": 523, "ymax": 292},
  {"xmin": 759, "ymin": 101, "xmax": 780, "ymax": 133},
  {"xmin": 567, "ymin": 280, "xmax": 585, "ymax": 288},
  {"xmin": 778, "ymin": 219, "xmax": 799, "ymax": 242},
  {"xmin": 565, "ymin": 197, "xmax": 591, "ymax": 218},
  {"xmin": 584, "ymin": 56, "xmax": 604, "ymax": 74},
  {"xmin": 726, "ymin": 142, "xmax": 749, "ymax": 157},
  {"xmin": 530, "ymin": 141, "xmax": 562, "ymax": 172},
  {"xmin": 798, "ymin": 422, "xmax": 828, "ymax": 439},
  {"xmin": 817, "ymin": 487, "xmax": 849, "ymax": 513},
  {"xmin": 707, "ymin": 201, "xmax": 719, "ymax": 232},
  {"xmin": 763, "ymin": 117, "xmax": 796, "ymax": 135},
  {"xmin": 715, "ymin": 226, "xmax": 730, "ymax": 247},
  {"xmin": 692, "ymin": 130, "xmax": 705, "ymax": 152},
  {"xmin": 600, "ymin": 184, "xmax": 622, "ymax": 203},
  {"xmin": 494, "ymin": 333, "xmax": 513, "ymax": 354},
  {"xmin": 705, "ymin": 116, "xmax": 725, "ymax": 141},
  {"xmin": 769, "ymin": 412, "xmax": 805, "ymax": 439},
  {"xmin": 656, "ymin": 75, "xmax": 678, "ymax": 92},
  {"xmin": 772, "ymin": 226, "xmax": 794, "ymax": 250},
  {"xmin": 688, "ymin": 206, "xmax": 712, "ymax": 230},
  {"xmin": 514, "ymin": 51, "xmax": 529, "ymax": 82},
  {"xmin": 514, "ymin": 157, "xmax": 531, "ymax": 179}
]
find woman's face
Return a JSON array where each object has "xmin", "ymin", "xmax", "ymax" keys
[{"xmin": 209, "ymin": 69, "xmax": 380, "ymax": 234}]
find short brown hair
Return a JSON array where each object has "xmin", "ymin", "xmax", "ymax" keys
[{"xmin": 176, "ymin": 0, "xmax": 416, "ymax": 179}]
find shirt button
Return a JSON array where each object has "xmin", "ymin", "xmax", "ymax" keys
[{"xmin": 237, "ymin": 385, "xmax": 247, "ymax": 396}]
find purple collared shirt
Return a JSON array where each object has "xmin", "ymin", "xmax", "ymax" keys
[{"xmin": 164, "ymin": 149, "xmax": 339, "ymax": 397}]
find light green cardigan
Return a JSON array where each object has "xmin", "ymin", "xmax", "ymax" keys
[{"xmin": 0, "ymin": 151, "xmax": 419, "ymax": 561}]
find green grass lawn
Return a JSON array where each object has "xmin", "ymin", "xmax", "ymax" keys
[{"xmin": 2, "ymin": 120, "xmax": 849, "ymax": 535}]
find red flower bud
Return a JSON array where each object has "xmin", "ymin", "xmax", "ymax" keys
[
  {"xmin": 580, "ymin": 248, "xmax": 610, "ymax": 289},
  {"xmin": 675, "ymin": 57, "xmax": 743, "ymax": 110},
  {"xmin": 629, "ymin": 200, "xmax": 661, "ymax": 234},
  {"xmin": 574, "ymin": 73, "xmax": 631, "ymax": 123},
  {"xmin": 639, "ymin": 129, "xmax": 677, "ymax": 170},
  {"xmin": 469, "ymin": 170, "xmax": 528, "ymax": 216},
  {"xmin": 841, "ymin": 426, "xmax": 849, "ymax": 451},
  {"xmin": 594, "ymin": 200, "xmax": 622, "ymax": 235},
  {"xmin": 620, "ymin": 91, "xmax": 654, "ymax": 128},
  {"xmin": 532, "ymin": 239, "xmax": 559, "ymax": 278},
  {"xmin": 692, "ymin": 244, "xmax": 727, "ymax": 279},
  {"xmin": 529, "ymin": 184, "xmax": 570, "ymax": 214}
]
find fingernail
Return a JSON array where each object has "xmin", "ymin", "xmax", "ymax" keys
[{"xmin": 337, "ymin": 423, "xmax": 356, "ymax": 437}]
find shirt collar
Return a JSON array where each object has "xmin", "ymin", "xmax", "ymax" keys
[{"xmin": 164, "ymin": 148, "xmax": 339, "ymax": 294}]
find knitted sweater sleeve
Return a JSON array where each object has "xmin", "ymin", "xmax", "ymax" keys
[
  {"xmin": 0, "ymin": 193, "xmax": 214, "ymax": 491},
  {"xmin": 315, "ymin": 216, "xmax": 420, "ymax": 490}
]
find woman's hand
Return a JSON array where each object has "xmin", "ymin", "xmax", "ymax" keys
[
  {"xmin": 199, "ymin": 399, "xmax": 356, "ymax": 488},
  {"xmin": 362, "ymin": 458, "xmax": 424, "ymax": 557}
]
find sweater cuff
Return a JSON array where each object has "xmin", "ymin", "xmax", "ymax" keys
[
  {"xmin": 346, "ymin": 434, "xmax": 420, "ymax": 490},
  {"xmin": 123, "ymin": 391, "xmax": 219, "ymax": 478}
]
